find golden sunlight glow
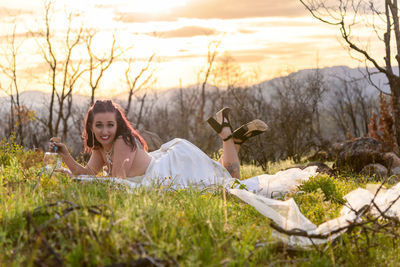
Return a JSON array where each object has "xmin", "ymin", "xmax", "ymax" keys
[
  {"xmin": 56, "ymin": 0, "xmax": 189, "ymax": 17},
  {"xmin": 0, "ymin": 0, "xmax": 384, "ymax": 95},
  {"xmin": 115, "ymin": 0, "xmax": 189, "ymax": 14}
]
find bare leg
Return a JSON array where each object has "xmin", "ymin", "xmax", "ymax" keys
[
  {"xmin": 234, "ymin": 141, "xmax": 241, "ymax": 154},
  {"xmin": 218, "ymin": 139, "xmax": 241, "ymax": 165},
  {"xmin": 219, "ymin": 127, "xmax": 241, "ymax": 179}
]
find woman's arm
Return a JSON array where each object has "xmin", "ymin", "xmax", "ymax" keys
[{"xmin": 51, "ymin": 141, "xmax": 104, "ymax": 176}]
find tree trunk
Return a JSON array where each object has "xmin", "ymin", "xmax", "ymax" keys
[
  {"xmin": 391, "ymin": 77, "xmax": 400, "ymax": 146},
  {"xmin": 48, "ymin": 89, "xmax": 55, "ymax": 137},
  {"xmin": 136, "ymin": 93, "xmax": 147, "ymax": 129},
  {"xmin": 62, "ymin": 94, "xmax": 73, "ymax": 141},
  {"xmin": 9, "ymin": 95, "xmax": 14, "ymax": 136}
]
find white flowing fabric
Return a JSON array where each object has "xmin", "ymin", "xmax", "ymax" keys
[
  {"xmin": 74, "ymin": 138, "xmax": 400, "ymax": 247},
  {"xmin": 140, "ymin": 138, "xmax": 233, "ymax": 188}
]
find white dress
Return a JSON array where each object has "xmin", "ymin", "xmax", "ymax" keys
[
  {"xmin": 134, "ymin": 138, "xmax": 234, "ymax": 189},
  {"xmin": 79, "ymin": 138, "xmax": 367, "ymax": 246}
]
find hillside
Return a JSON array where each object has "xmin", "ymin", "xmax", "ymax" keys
[{"xmin": 0, "ymin": 65, "xmax": 387, "ymax": 111}]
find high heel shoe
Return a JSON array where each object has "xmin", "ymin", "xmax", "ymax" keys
[
  {"xmin": 207, "ymin": 107, "xmax": 233, "ymax": 141},
  {"xmin": 232, "ymin": 119, "xmax": 269, "ymax": 145}
]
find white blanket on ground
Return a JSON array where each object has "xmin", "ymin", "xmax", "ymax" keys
[{"xmin": 74, "ymin": 138, "xmax": 400, "ymax": 247}]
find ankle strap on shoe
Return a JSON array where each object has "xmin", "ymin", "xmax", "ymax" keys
[{"xmin": 223, "ymin": 134, "xmax": 232, "ymax": 142}]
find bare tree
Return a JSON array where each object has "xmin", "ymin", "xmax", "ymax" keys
[
  {"xmin": 61, "ymin": 59, "xmax": 87, "ymax": 141},
  {"xmin": 213, "ymin": 54, "xmax": 264, "ymax": 119},
  {"xmin": 159, "ymin": 39, "xmax": 222, "ymax": 149},
  {"xmin": 212, "ymin": 53, "xmax": 240, "ymax": 87},
  {"xmin": 305, "ymin": 68, "xmax": 327, "ymax": 140},
  {"xmin": 198, "ymin": 40, "xmax": 221, "ymax": 124},
  {"xmin": 176, "ymin": 86, "xmax": 203, "ymax": 139},
  {"xmin": 300, "ymin": 0, "xmax": 400, "ymax": 145},
  {"xmin": 39, "ymin": 1, "xmax": 57, "ymax": 137},
  {"xmin": 0, "ymin": 25, "xmax": 26, "ymax": 145},
  {"xmin": 329, "ymin": 76, "xmax": 377, "ymax": 138},
  {"xmin": 55, "ymin": 15, "xmax": 84, "ymax": 141},
  {"xmin": 85, "ymin": 30, "xmax": 120, "ymax": 106},
  {"xmin": 37, "ymin": 1, "xmax": 84, "ymax": 138},
  {"xmin": 124, "ymin": 53, "xmax": 157, "ymax": 122},
  {"xmin": 267, "ymin": 70, "xmax": 327, "ymax": 161}
]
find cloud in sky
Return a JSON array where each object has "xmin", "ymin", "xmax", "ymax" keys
[
  {"xmin": 0, "ymin": 31, "xmax": 44, "ymax": 41},
  {"xmin": 238, "ymin": 29, "xmax": 257, "ymax": 34},
  {"xmin": 0, "ymin": 7, "xmax": 34, "ymax": 17},
  {"xmin": 221, "ymin": 44, "xmax": 320, "ymax": 64},
  {"xmin": 0, "ymin": 0, "xmax": 371, "ymax": 91},
  {"xmin": 247, "ymin": 20, "xmax": 318, "ymax": 28},
  {"xmin": 151, "ymin": 26, "xmax": 217, "ymax": 38},
  {"xmin": 114, "ymin": 0, "xmax": 308, "ymax": 23},
  {"xmin": 171, "ymin": 0, "xmax": 308, "ymax": 19}
]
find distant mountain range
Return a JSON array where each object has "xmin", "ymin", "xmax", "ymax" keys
[{"xmin": 0, "ymin": 65, "xmax": 389, "ymax": 111}]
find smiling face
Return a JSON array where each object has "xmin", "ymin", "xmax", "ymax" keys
[{"xmin": 91, "ymin": 112, "xmax": 117, "ymax": 150}]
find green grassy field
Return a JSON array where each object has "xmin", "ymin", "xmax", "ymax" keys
[{"xmin": 2, "ymin": 139, "xmax": 400, "ymax": 266}]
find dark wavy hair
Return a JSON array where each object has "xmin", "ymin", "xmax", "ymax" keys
[{"xmin": 82, "ymin": 99, "xmax": 148, "ymax": 153}]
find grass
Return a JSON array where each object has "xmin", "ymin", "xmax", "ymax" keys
[{"xmin": 2, "ymin": 139, "xmax": 400, "ymax": 266}]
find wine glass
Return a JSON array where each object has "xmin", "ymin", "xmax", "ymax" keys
[
  {"xmin": 43, "ymin": 140, "xmax": 61, "ymax": 173},
  {"xmin": 43, "ymin": 151, "xmax": 61, "ymax": 168}
]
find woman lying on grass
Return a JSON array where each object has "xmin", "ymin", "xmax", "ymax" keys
[{"xmin": 49, "ymin": 100, "xmax": 268, "ymax": 183}]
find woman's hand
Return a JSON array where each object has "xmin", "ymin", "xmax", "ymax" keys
[{"xmin": 49, "ymin": 138, "xmax": 68, "ymax": 156}]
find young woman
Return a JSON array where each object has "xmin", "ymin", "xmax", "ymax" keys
[{"xmin": 50, "ymin": 100, "xmax": 268, "ymax": 184}]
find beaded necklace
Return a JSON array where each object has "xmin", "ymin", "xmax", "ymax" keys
[{"xmin": 104, "ymin": 143, "xmax": 114, "ymax": 176}]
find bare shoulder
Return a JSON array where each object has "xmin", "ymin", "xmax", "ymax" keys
[
  {"xmin": 114, "ymin": 136, "xmax": 134, "ymax": 152},
  {"xmin": 91, "ymin": 148, "xmax": 103, "ymax": 158}
]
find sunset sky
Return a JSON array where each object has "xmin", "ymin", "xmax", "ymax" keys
[{"xmin": 0, "ymin": 0, "xmax": 383, "ymax": 96}]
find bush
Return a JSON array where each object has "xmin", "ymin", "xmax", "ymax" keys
[
  {"xmin": 291, "ymin": 174, "xmax": 358, "ymax": 225},
  {"xmin": 0, "ymin": 135, "xmax": 24, "ymax": 166},
  {"xmin": 0, "ymin": 135, "xmax": 43, "ymax": 169},
  {"xmin": 293, "ymin": 187, "xmax": 342, "ymax": 225},
  {"xmin": 297, "ymin": 174, "xmax": 345, "ymax": 203}
]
